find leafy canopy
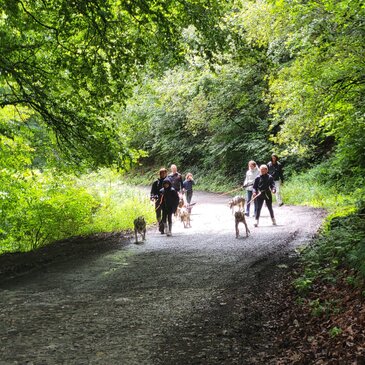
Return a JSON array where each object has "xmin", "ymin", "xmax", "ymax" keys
[{"xmin": 0, "ymin": 0, "xmax": 228, "ymax": 167}]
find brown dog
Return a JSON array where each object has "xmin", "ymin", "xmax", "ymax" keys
[
  {"xmin": 134, "ymin": 216, "xmax": 146, "ymax": 243},
  {"xmin": 229, "ymin": 195, "xmax": 245, "ymax": 214},
  {"xmin": 175, "ymin": 197, "xmax": 185, "ymax": 217},
  {"xmin": 180, "ymin": 207, "xmax": 191, "ymax": 228},
  {"xmin": 234, "ymin": 211, "xmax": 250, "ymax": 238}
]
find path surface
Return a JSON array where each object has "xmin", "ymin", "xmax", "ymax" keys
[{"xmin": 0, "ymin": 191, "xmax": 324, "ymax": 365}]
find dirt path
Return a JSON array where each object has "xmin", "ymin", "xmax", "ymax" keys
[{"xmin": 0, "ymin": 191, "xmax": 325, "ymax": 365}]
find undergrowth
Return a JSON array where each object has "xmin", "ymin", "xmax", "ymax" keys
[
  {"xmin": 0, "ymin": 168, "xmax": 155, "ymax": 255},
  {"xmin": 283, "ymin": 162, "xmax": 365, "ymax": 316}
]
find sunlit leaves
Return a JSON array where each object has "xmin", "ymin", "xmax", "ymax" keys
[
  {"xmin": 0, "ymin": 0, "xmax": 228, "ymax": 166},
  {"xmin": 239, "ymin": 0, "xmax": 365, "ymax": 168}
]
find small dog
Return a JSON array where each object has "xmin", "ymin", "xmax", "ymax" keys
[
  {"xmin": 175, "ymin": 197, "xmax": 185, "ymax": 217},
  {"xmin": 133, "ymin": 216, "xmax": 146, "ymax": 243},
  {"xmin": 234, "ymin": 211, "xmax": 250, "ymax": 238},
  {"xmin": 229, "ymin": 196, "xmax": 245, "ymax": 214},
  {"xmin": 180, "ymin": 207, "xmax": 191, "ymax": 228}
]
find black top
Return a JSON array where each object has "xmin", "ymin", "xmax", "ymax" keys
[
  {"xmin": 253, "ymin": 174, "xmax": 276, "ymax": 193},
  {"xmin": 267, "ymin": 161, "xmax": 284, "ymax": 182},
  {"xmin": 168, "ymin": 172, "xmax": 183, "ymax": 192}
]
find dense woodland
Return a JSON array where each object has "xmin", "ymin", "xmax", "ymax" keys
[
  {"xmin": 1, "ymin": 0, "xmax": 364, "ymax": 256},
  {"xmin": 1, "ymin": 0, "xmax": 364, "ymax": 259},
  {"xmin": 1, "ymin": 0, "xmax": 365, "ymax": 360}
]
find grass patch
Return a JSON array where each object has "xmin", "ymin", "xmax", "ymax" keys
[{"xmin": 0, "ymin": 168, "xmax": 155, "ymax": 255}]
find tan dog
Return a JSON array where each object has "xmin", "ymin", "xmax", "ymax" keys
[
  {"xmin": 133, "ymin": 216, "xmax": 146, "ymax": 243},
  {"xmin": 175, "ymin": 197, "xmax": 185, "ymax": 217},
  {"xmin": 180, "ymin": 207, "xmax": 191, "ymax": 228},
  {"xmin": 234, "ymin": 211, "xmax": 250, "ymax": 238},
  {"xmin": 229, "ymin": 196, "xmax": 245, "ymax": 214}
]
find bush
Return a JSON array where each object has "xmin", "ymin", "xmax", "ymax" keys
[{"xmin": 0, "ymin": 168, "xmax": 155, "ymax": 255}]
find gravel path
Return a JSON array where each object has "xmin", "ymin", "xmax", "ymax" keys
[{"xmin": 0, "ymin": 191, "xmax": 325, "ymax": 365}]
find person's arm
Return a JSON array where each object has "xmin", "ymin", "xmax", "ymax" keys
[
  {"xmin": 150, "ymin": 181, "xmax": 157, "ymax": 199},
  {"xmin": 243, "ymin": 172, "xmax": 248, "ymax": 188},
  {"xmin": 173, "ymin": 191, "xmax": 180, "ymax": 213},
  {"xmin": 279, "ymin": 164, "xmax": 284, "ymax": 183},
  {"xmin": 252, "ymin": 177, "xmax": 259, "ymax": 195},
  {"xmin": 269, "ymin": 176, "xmax": 276, "ymax": 193}
]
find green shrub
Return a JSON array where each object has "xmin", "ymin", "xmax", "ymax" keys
[{"xmin": 0, "ymin": 168, "xmax": 155, "ymax": 255}]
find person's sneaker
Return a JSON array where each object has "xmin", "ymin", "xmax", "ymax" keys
[
  {"xmin": 272, "ymin": 218, "xmax": 277, "ymax": 225},
  {"xmin": 245, "ymin": 212, "xmax": 249, "ymax": 217},
  {"xmin": 254, "ymin": 220, "xmax": 259, "ymax": 227},
  {"xmin": 279, "ymin": 203, "xmax": 284, "ymax": 207},
  {"xmin": 166, "ymin": 231, "xmax": 172, "ymax": 237}
]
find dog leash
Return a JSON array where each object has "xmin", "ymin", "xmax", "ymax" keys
[
  {"xmin": 154, "ymin": 194, "xmax": 164, "ymax": 211},
  {"xmin": 218, "ymin": 186, "xmax": 243, "ymax": 197},
  {"xmin": 246, "ymin": 191, "xmax": 262, "ymax": 205}
]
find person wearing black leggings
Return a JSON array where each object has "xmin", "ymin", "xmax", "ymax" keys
[{"xmin": 252, "ymin": 165, "xmax": 277, "ymax": 227}]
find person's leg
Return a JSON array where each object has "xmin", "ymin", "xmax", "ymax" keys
[
  {"xmin": 161, "ymin": 209, "xmax": 167, "ymax": 234},
  {"xmin": 265, "ymin": 193, "xmax": 276, "ymax": 225},
  {"xmin": 186, "ymin": 190, "xmax": 193, "ymax": 204},
  {"xmin": 255, "ymin": 197, "xmax": 264, "ymax": 226},
  {"xmin": 275, "ymin": 180, "xmax": 283, "ymax": 205},
  {"xmin": 156, "ymin": 203, "xmax": 160, "ymax": 229},
  {"xmin": 167, "ymin": 211, "xmax": 173, "ymax": 236},
  {"xmin": 156, "ymin": 201, "xmax": 161, "ymax": 222},
  {"xmin": 246, "ymin": 190, "xmax": 253, "ymax": 215}
]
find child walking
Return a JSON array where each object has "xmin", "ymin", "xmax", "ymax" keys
[{"xmin": 183, "ymin": 173, "xmax": 195, "ymax": 204}]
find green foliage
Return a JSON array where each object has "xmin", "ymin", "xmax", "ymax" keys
[
  {"xmin": 0, "ymin": 170, "xmax": 97, "ymax": 252},
  {"xmin": 119, "ymin": 59, "xmax": 272, "ymax": 179},
  {"xmin": 292, "ymin": 212, "xmax": 365, "ymax": 295},
  {"xmin": 329, "ymin": 326, "xmax": 343, "ymax": 338},
  {"xmin": 239, "ymin": 0, "xmax": 365, "ymax": 173},
  {"xmin": 0, "ymin": 168, "xmax": 155, "ymax": 255},
  {"xmin": 80, "ymin": 169, "xmax": 155, "ymax": 235},
  {"xmin": 282, "ymin": 159, "xmax": 360, "ymax": 210},
  {"xmin": 0, "ymin": 0, "xmax": 229, "ymax": 166},
  {"xmin": 309, "ymin": 298, "xmax": 341, "ymax": 318}
]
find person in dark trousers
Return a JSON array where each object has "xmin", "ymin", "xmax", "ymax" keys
[
  {"xmin": 183, "ymin": 172, "xmax": 195, "ymax": 204},
  {"xmin": 168, "ymin": 164, "xmax": 183, "ymax": 195},
  {"xmin": 252, "ymin": 164, "xmax": 277, "ymax": 227},
  {"xmin": 160, "ymin": 178, "xmax": 180, "ymax": 236},
  {"xmin": 150, "ymin": 167, "xmax": 168, "ymax": 233},
  {"xmin": 267, "ymin": 153, "xmax": 284, "ymax": 206}
]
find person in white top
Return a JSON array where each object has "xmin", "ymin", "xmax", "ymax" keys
[{"xmin": 243, "ymin": 160, "xmax": 260, "ymax": 217}]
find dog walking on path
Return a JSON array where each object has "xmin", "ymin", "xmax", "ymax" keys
[
  {"xmin": 234, "ymin": 211, "xmax": 250, "ymax": 238},
  {"xmin": 134, "ymin": 216, "xmax": 146, "ymax": 243},
  {"xmin": 229, "ymin": 195, "xmax": 245, "ymax": 214}
]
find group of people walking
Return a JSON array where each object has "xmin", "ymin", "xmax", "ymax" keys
[
  {"xmin": 149, "ymin": 154, "xmax": 284, "ymax": 236},
  {"xmin": 243, "ymin": 154, "xmax": 284, "ymax": 227},
  {"xmin": 150, "ymin": 164, "xmax": 195, "ymax": 236}
]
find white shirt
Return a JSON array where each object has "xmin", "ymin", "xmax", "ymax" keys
[{"xmin": 244, "ymin": 167, "xmax": 260, "ymax": 191}]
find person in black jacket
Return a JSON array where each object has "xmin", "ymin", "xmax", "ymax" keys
[
  {"xmin": 150, "ymin": 168, "xmax": 168, "ymax": 233},
  {"xmin": 267, "ymin": 154, "xmax": 284, "ymax": 206},
  {"xmin": 252, "ymin": 164, "xmax": 277, "ymax": 227},
  {"xmin": 160, "ymin": 178, "xmax": 180, "ymax": 236},
  {"xmin": 168, "ymin": 164, "xmax": 184, "ymax": 195}
]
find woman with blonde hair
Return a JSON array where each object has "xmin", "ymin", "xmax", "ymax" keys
[{"xmin": 243, "ymin": 160, "xmax": 260, "ymax": 217}]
